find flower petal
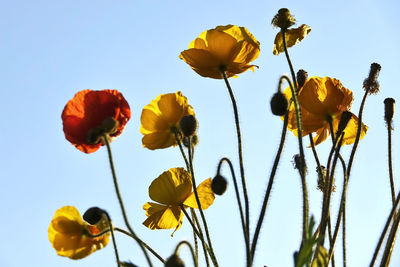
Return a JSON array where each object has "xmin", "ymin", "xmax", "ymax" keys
[
  {"xmin": 149, "ymin": 168, "xmax": 193, "ymax": 205},
  {"xmin": 180, "ymin": 49, "xmax": 222, "ymax": 78},
  {"xmin": 183, "ymin": 178, "xmax": 215, "ymax": 210},
  {"xmin": 338, "ymin": 113, "xmax": 368, "ymax": 145},
  {"xmin": 142, "ymin": 202, "xmax": 183, "ymax": 231},
  {"xmin": 273, "ymin": 24, "xmax": 311, "ymax": 55},
  {"xmin": 142, "ymin": 131, "xmax": 176, "ymax": 150}
]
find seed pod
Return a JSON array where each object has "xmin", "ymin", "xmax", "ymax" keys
[{"xmin": 211, "ymin": 175, "xmax": 228, "ymax": 195}]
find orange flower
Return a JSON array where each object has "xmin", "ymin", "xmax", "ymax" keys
[
  {"xmin": 48, "ymin": 206, "xmax": 110, "ymax": 259},
  {"xmin": 179, "ymin": 25, "xmax": 260, "ymax": 79},
  {"xmin": 284, "ymin": 76, "xmax": 367, "ymax": 145},
  {"xmin": 62, "ymin": 89, "xmax": 131, "ymax": 153}
]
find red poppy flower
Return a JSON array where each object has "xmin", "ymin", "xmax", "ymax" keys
[{"xmin": 62, "ymin": 89, "xmax": 131, "ymax": 153}]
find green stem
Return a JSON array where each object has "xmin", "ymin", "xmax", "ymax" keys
[
  {"xmin": 250, "ymin": 110, "xmax": 288, "ymax": 264},
  {"xmin": 102, "ymin": 134, "xmax": 153, "ymax": 267},
  {"xmin": 380, "ymin": 208, "xmax": 400, "ymax": 266},
  {"xmin": 387, "ymin": 121, "xmax": 396, "ymax": 207},
  {"xmin": 104, "ymin": 213, "xmax": 120, "ymax": 267},
  {"xmin": 191, "ymin": 208, "xmax": 199, "ymax": 262},
  {"xmin": 174, "ymin": 240, "xmax": 199, "ymax": 267},
  {"xmin": 187, "ymin": 138, "xmax": 219, "ymax": 267},
  {"xmin": 221, "ymin": 70, "xmax": 250, "ymax": 239},
  {"xmin": 114, "ymin": 227, "xmax": 165, "ymax": 264}
]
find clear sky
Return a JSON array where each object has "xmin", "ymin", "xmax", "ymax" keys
[{"xmin": 1, "ymin": 0, "xmax": 400, "ymax": 266}]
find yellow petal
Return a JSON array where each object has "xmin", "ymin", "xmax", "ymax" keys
[
  {"xmin": 206, "ymin": 29, "xmax": 238, "ymax": 63},
  {"xmin": 273, "ymin": 24, "xmax": 311, "ymax": 55},
  {"xmin": 180, "ymin": 49, "xmax": 223, "ymax": 78},
  {"xmin": 142, "ymin": 131, "xmax": 176, "ymax": 150},
  {"xmin": 340, "ymin": 114, "xmax": 368, "ymax": 145},
  {"xmin": 183, "ymin": 178, "xmax": 215, "ymax": 210},
  {"xmin": 312, "ymin": 126, "xmax": 330, "ymax": 146},
  {"xmin": 142, "ymin": 202, "xmax": 183, "ymax": 231},
  {"xmin": 149, "ymin": 168, "xmax": 193, "ymax": 205}
]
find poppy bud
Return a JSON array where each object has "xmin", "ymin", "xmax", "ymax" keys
[
  {"xmin": 336, "ymin": 111, "xmax": 353, "ymax": 136},
  {"xmin": 296, "ymin": 69, "xmax": 308, "ymax": 89},
  {"xmin": 293, "ymin": 154, "xmax": 307, "ymax": 173},
  {"xmin": 270, "ymin": 92, "xmax": 288, "ymax": 116},
  {"xmin": 87, "ymin": 127, "xmax": 103, "ymax": 145},
  {"xmin": 384, "ymin": 98, "xmax": 395, "ymax": 126},
  {"xmin": 165, "ymin": 254, "xmax": 185, "ymax": 267},
  {"xmin": 83, "ymin": 207, "xmax": 106, "ymax": 225},
  {"xmin": 271, "ymin": 8, "xmax": 296, "ymax": 30},
  {"xmin": 180, "ymin": 115, "xmax": 198, "ymax": 137},
  {"xmin": 101, "ymin": 117, "xmax": 119, "ymax": 134},
  {"xmin": 211, "ymin": 175, "xmax": 228, "ymax": 195},
  {"xmin": 182, "ymin": 135, "xmax": 199, "ymax": 148},
  {"xmin": 363, "ymin": 62, "xmax": 381, "ymax": 94}
]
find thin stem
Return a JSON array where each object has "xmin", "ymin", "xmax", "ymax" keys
[
  {"xmin": 370, "ymin": 188, "xmax": 400, "ymax": 265},
  {"xmin": 191, "ymin": 208, "xmax": 199, "ymax": 262},
  {"xmin": 387, "ymin": 121, "xmax": 396, "ymax": 207},
  {"xmin": 221, "ymin": 70, "xmax": 250, "ymax": 238},
  {"xmin": 174, "ymin": 240, "xmax": 199, "ymax": 267},
  {"xmin": 102, "ymin": 135, "xmax": 153, "ymax": 267},
  {"xmin": 114, "ymin": 227, "xmax": 165, "ymax": 264},
  {"xmin": 174, "ymin": 130, "xmax": 190, "ymax": 171},
  {"xmin": 217, "ymin": 157, "xmax": 249, "ymax": 263},
  {"xmin": 250, "ymin": 111, "xmax": 288, "ymax": 263},
  {"xmin": 380, "ymin": 208, "xmax": 400, "ymax": 266},
  {"xmin": 103, "ymin": 213, "xmax": 120, "ymax": 267},
  {"xmin": 181, "ymin": 206, "xmax": 210, "ymax": 267},
  {"xmin": 187, "ymin": 138, "xmax": 219, "ymax": 267},
  {"xmin": 309, "ymin": 134, "xmax": 323, "ymax": 179},
  {"xmin": 342, "ymin": 202, "xmax": 347, "ymax": 267}
]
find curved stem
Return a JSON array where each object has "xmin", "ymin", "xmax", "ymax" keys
[
  {"xmin": 102, "ymin": 213, "xmax": 120, "ymax": 267},
  {"xmin": 250, "ymin": 111, "xmax": 288, "ymax": 263},
  {"xmin": 174, "ymin": 240, "xmax": 199, "ymax": 267},
  {"xmin": 216, "ymin": 157, "xmax": 249, "ymax": 262},
  {"xmin": 102, "ymin": 135, "xmax": 153, "ymax": 267},
  {"xmin": 187, "ymin": 138, "xmax": 219, "ymax": 267},
  {"xmin": 113, "ymin": 227, "xmax": 165, "ymax": 264},
  {"xmin": 221, "ymin": 70, "xmax": 250, "ymax": 238}
]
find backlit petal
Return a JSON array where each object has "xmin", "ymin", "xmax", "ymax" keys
[
  {"xmin": 183, "ymin": 178, "xmax": 215, "ymax": 210},
  {"xmin": 142, "ymin": 202, "xmax": 183, "ymax": 231},
  {"xmin": 273, "ymin": 24, "xmax": 311, "ymax": 55}
]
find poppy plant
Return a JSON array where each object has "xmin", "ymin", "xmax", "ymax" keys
[
  {"xmin": 62, "ymin": 89, "xmax": 131, "ymax": 153},
  {"xmin": 284, "ymin": 76, "xmax": 367, "ymax": 145},
  {"xmin": 143, "ymin": 167, "xmax": 215, "ymax": 235},
  {"xmin": 140, "ymin": 91, "xmax": 194, "ymax": 150},
  {"xmin": 48, "ymin": 206, "xmax": 110, "ymax": 260},
  {"xmin": 273, "ymin": 24, "xmax": 311, "ymax": 55},
  {"xmin": 179, "ymin": 25, "xmax": 260, "ymax": 79}
]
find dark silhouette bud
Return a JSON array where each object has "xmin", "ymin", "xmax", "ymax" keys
[
  {"xmin": 271, "ymin": 8, "xmax": 296, "ymax": 30},
  {"xmin": 270, "ymin": 92, "xmax": 288, "ymax": 116},
  {"xmin": 336, "ymin": 111, "xmax": 353, "ymax": 136},
  {"xmin": 384, "ymin": 98, "xmax": 395, "ymax": 126},
  {"xmin": 165, "ymin": 254, "xmax": 185, "ymax": 267},
  {"xmin": 296, "ymin": 69, "xmax": 308, "ymax": 89},
  {"xmin": 83, "ymin": 207, "xmax": 105, "ymax": 225},
  {"xmin": 293, "ymin": 154, "xmax": 307, "ymax": 174},
  {"xmin": 211, "ymin": 175, "xmax": 228, "ymax": 195},
  {"xmin": 363, "ymin": 62, "xmax": 381, "ymax": 94},
  {"xmin": 183, "ymin": 135, "xmax": 199, "ymax": 148},
  {"xmin": 180, "ymin": 115, "xmax": 198, "ymax": 137}
]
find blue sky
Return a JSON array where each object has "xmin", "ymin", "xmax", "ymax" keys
[{"xmin": 1, "ymin": 0, "xmax": 400, "ymax": 266}]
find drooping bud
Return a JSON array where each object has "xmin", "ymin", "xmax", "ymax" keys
[
  {"xmin": 180, "ymin": 115, "xmax": 198, "ymax": 137},
  {"xmin": 296, "ymin": 69, "xmax": 308, "ymax": 89},
  {"xmin": 83, "ymin": 207, "xmax": 106, "ymax": 225},
  {"xmin": 336, "ymin": 111, "xmax": 353, "ymax": 137},
  {"xmin": 271, "ymin": 8, "xmax": 296, "ymax": 30},
  {"xmin": 211, "ymin": 174, "xmax": 228, "ymax": 195},
  {"xmin": 384, "ymin": 98, "xmax": 395, "ymax": 127},
  {"xmin": 165, "ymin": 254, "xmax": 185, "ymax": 267},
  {"xmin": 183, "ymin": 135, "xmax": 199, "ymax": 148},
  {"xmin": 101, "ymin": 117, "xmax": 119, "ymax": 135},
  {"xmin": 363, "ymin": 62, "xmax": 381, "ymax": 94},
  {"xmin": 270, "ymin": 92, "xmax": 288, "ymax": 116}
]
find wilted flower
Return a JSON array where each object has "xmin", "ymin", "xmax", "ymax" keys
[
  {"xmin": 140, "ymin": 92, "xmax": 194, "ymax": 150},
  {"xmin": 179, "ymin": 25, "xmax": 260, "ymax": 79},
  {"xmin": 143, "ymin": 168, "xmax": 215, "ymax": 235},
  {"xmin": 284, "ymin": 76, "xmax": 367, "ymax": 145},
  {"xmin": 62, "ymin": 89, "xmax": 131, "ymax": 153},
  {"xmin": 48, "ymin": 206, "xmax": 110, "ymax": 259},
  {"xmin": 273, "ymin": 24, "xmax": 311, "ymax": 55}
]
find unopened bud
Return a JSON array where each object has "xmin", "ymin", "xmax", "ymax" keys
[
  {"xmin": 180, "ymin": 115, "xmax": 198, "ymax": 137},
  {"xmin": 271, "ymin": 8, "xmax": 296, "ymax": 30},
  {"xmin": 83, "ymin": 207, "xmax": 105, "ymax": 225},
  {"xmin": 293, "ymin": 154, "xmax": 307, "ymax": 174},
  {"xmin": 270, "ymin": 92, "xmax": 288, "ymax": 116},
  {"xmin": 211, "ymin": 174, "xmax": 228, "ymax": 195},
  {"xmin": 101, "ymin": 117, "xmax": 119, "ymax": 134},
  {"xmin": 336, "ymin": 111, "xmax": 353, "ymax": 136},
  {"xmin": 384, "ymin": 98, "xmax": 395, "ymax": 125},
  {"xmin": 296, "ymin": 69, "xmax": 308, "ymax": 89},
  {"xmin": 182, "ymin": 135, "xmax": 199, "ymax": 148},
  {"xmin": 363, "ymin": 62, "xmax": 381, "ymax": 94},
  {"xmin": 165, "ymin": 254, "xmax": 185, "ymax": 267}
]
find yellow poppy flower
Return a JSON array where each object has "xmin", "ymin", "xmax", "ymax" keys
[
  {"xmin": 284, "ymin": 76, "xmax": 368, "ymax": 145},
  {"xmin": 143, "ymin": 168, "xmax": 215, "ymax": 235},
  {"xmin": 48, "ymin": 206, "xmax": 110, "ymax": 260},
  {"xmin": 140, "ymin": 92, "xmax": 195, "ymax": 150},
  {"xmin": 273, "ymin": 24, "xmax": 311, "ymax": 55},
  {"xmin": 179, "ymin": 25, "xmax": 260, "ymax": 79}
]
